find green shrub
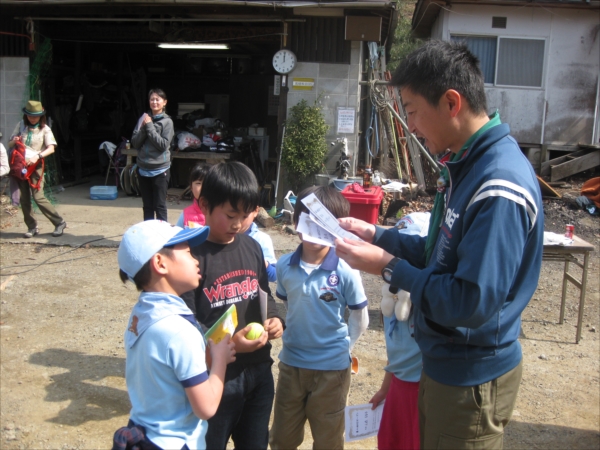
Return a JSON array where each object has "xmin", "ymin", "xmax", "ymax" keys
[{"xmin": 281, "ymin": 99, "xmax": 329, "ymax": 192}]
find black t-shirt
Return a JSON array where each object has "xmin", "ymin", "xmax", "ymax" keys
[{"xmin": 182, "ymin": 233, "xmax": 282, "ymax": 367}]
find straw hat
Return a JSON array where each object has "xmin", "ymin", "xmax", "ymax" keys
[{"xmin": 22, "ymin": 100, "xmax": 46, "ymax": 116}]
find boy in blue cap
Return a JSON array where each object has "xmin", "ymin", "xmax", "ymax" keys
[{"xmin": 114, "ymin": 220, "xmax": 236, "ymax": 449}]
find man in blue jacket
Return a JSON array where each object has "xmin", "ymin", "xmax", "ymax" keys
[{"xmin": 335, "ymin": 40, "xmax": 543, "ymax": 448}]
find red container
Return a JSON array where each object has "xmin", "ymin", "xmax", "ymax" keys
[{"xmin": 341, "ymin": 185, "xmax": 384, "ymax": 224}]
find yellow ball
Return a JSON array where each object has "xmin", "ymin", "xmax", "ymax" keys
[{"xmin": 245, "ymin": 322, "xmax": 264, "ymax": 340}]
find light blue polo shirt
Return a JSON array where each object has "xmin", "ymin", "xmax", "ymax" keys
[
  {"xmin": 276, "ymin": 245, "xmax": 368, "ymax": 371},
  {"xmin": 125, "ymin": 292, "xmax": 209, "ymax": 449},
  {"xmin": 383, "ymin": 314, "xmax": 422, "ymax": 382}
]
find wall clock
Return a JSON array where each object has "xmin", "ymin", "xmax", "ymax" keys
[{"xmin": 272, "ymin": 49, "xmax": 297, "ymax": 74}]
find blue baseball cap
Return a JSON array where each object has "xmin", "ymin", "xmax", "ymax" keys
[{"xmin": 118, "ymin": 220, "xmax": 209, "ymax": 279}]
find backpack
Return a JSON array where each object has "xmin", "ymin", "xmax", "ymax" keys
[{"xmin": 9, "ymin": 140, "xmax": 45, "ymax": 190}]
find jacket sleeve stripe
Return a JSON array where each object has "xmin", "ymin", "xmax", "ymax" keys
[
  {"xmin": 468, "ymin": 179, "xmax": 537, "ymax": 212},
  {"xmin": 467, "ymin": 189, "xmax": 538, "ymax": 231}
]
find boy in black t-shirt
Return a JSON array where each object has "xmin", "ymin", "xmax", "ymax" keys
[{"xmin": 182, "ymin": 161, "xmax": 284, "ymax": 450}]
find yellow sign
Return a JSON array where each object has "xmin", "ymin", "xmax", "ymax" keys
[{"xmin": 292, "ymin": 78, "xmax": 315, "ymax": 90}]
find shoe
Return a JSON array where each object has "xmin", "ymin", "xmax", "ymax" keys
[
  {"xmin": 52, "ymin": 221, "xmax": 67, "ymax": 237},
  {"xmin": 24, "ymin": 228, "xmax": 39, "ymax": 238}
]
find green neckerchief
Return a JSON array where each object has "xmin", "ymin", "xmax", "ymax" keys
[
  {"xmin": 25, "ymin": 122, "xmax": 40, "ymax": 147},
  {"xmin": 424, "ymin": 111, "xmax": 501, "ymax": 264}
]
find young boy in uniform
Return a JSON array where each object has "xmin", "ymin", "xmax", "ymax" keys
[
  {"xmin": 269, "ymin": 186, "xmax": 369, "ymax": 449},
  {"xmin": 115, "ymin": 220, "xmax": 236, "ymax": 449},
  {"xmin": 182, "ymin": 161, "xmax": 285, "ymax": 450}
]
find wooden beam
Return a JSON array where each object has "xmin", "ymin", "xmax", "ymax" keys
[
  {"xmin": 550, "ymin": 150, "xmax": 600, "ymax": 182},
  {"xmin": 541, "ymin": 148, "xmax": 593, "ymax": 177}
]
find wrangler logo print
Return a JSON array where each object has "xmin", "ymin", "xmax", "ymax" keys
[{"xmin": 204, "ymin": 275, "xmax": 259, "ymax": 308}]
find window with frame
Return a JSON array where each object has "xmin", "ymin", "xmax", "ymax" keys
[{"xmin": 451, "ymin": 35, "xmax": 545, "ymax": 88}]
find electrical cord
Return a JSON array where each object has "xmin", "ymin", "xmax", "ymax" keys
[{"xmin": 0, "ymin": 234, "xmax": 123, "ymax": 276}]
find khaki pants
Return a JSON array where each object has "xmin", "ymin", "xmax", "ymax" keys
[
  {"xmin": 419, "ymin": 360, "xmax": 522, "ymax": 450},
  {"xmin": 17, "ymin": 166, "xmax": 63, "ymax": 229},
  {"xmin": 269, "ymin": 361, "xmax": 351, "ymax": 450}
]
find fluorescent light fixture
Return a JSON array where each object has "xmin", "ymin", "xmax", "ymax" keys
[{"xmin": 158, "ymin": 43, "xmax": 229, "ymax": 50}]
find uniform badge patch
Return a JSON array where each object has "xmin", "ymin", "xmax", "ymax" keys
[
  {"xmin": 319, "ymin": 292, "xmax": 337, "ymax": 303},
  {"xmin": 328, "ymin": 274, "xmax": 339, "ymax": 286}
]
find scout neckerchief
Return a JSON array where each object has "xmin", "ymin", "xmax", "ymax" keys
[
  {"xmin": 424, "ymin": 111, "xmax": 501, "ymax": 265},
  {"xmin": 25, "ymin": 122, "xmax": 40, "ymax": 147}
]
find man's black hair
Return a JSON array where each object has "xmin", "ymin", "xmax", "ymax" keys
[
  {"xmin": 119, "ymin": 247, "xmax": 174, "ymax": 291},
  {"xmin": 293, "ymin": 185, "xmax": 350, "ymax": 226},
  {"xmin": 200, "ymin": 161, "xmax": 260, "ymax": 214},
  {"xmin": 391, "ymin": 39, "xmax": 488, "ymax": 115}
]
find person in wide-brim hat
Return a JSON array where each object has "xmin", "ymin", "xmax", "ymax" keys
[
  {"xmin": 9, "ymin": 99, "xmax": 67, "ymax": 238},
  {"xmin": 22, "ymin": 100, "xmax": 46, "ymax": 116}
]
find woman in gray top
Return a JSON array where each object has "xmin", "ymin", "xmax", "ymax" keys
[{"xmin": 131, "ymin": 88, "xmax": 174, "ymax": 221}]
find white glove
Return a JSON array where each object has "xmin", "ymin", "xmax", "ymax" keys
[{"xmin": 394, "ymin": 289, "xmax": 412, "ymax": 322}]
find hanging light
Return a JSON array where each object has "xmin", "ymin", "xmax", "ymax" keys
[{"xmin": 157, "ymin": 43, "xmax": 229, "ymax": 50}]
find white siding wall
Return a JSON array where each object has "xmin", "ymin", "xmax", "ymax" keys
[{"xmin": 432, "ymin": 5, "xmax": 599, "ymax": 145}]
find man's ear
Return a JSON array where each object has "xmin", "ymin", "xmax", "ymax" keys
[
  {"xmin": 149, "ymin": 253, "xmax": 169, "ymax": 275},
  {"xmin": 443, "ymin": 89, "xmax": 462, "ymax": 118}
]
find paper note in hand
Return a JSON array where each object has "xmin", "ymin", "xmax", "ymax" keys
[
  {"xmin": 344, "ymin": 402, "xmax": 385, "ymax": 442},
  {"xmin": 296, "ymin": 212, "xmax": 336, "ymax": 247},
  {"xmin": 205, "ymin": 304, "xmax": 238, "ymax": 344},
  {"xmin": 301, "ymin": 193, "xmax": 363, "ymax": 243}
]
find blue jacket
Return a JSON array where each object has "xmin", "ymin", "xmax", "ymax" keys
[{"xmin": 374, "ymin": 123, "xmax": 543, "ymax": 386}]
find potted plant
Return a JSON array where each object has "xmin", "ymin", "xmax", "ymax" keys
[{"xmin": 281, "ymin": 99, "xmax": 329, "ymax": 193}]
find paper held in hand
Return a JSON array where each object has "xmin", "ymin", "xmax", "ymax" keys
[
  {"xmin": 204, "ymin": 304, "xmax": 238, "ymax": 344},
  {"xmin": 298, "ymin": 193, "xmax": 363, "ymax": 247},
  {"xmin": 344, "ymin": 402, "xmax": 385, "ymax": 442}
]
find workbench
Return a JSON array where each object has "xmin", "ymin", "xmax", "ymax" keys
[
  {"xmin": 542, "ymin": 235, "xmax": 595, "ymax": 343},
  {"xmin": 121, "ymin": 148, "xmax": 231, "ymax": 166}
]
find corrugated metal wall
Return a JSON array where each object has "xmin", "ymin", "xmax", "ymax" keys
[
  {"xmin": 291, "ymin": 17, "xmax": 351, "ymax": 64},
  {"xmin": 0, "ymin": 18, "xmax": 29, "ymax": 57}
]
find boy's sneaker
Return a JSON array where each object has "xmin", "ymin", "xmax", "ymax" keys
[
  {"xmin": 24, "ymin": 227, "xmax": 39, "ymax": 238},
  {"xmin": 52, "ymin": 222, "xmax": 67, "ymax": 237}
]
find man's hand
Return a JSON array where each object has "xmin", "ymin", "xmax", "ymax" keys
[
  {"xmin": 264, "ymin": 317, "xmax": 283, "ymax": 340},
  {"xmin": 335, "ymin": 237, "xmax": 394, "ymax": 276},
  {"xmin": 338, "ymin": 217, "xmax": 377, "ymax": 243},
  {"xmin": 231, "ymin": 325, "xmax": 268, "ymax": 353}
]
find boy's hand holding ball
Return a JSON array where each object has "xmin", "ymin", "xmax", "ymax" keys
[
  {"xmin": 232, "ymin": 324, "xmax": 268, "ymax": 353},
  {"xmin": 245, "ymin": 322, "xmax": 265, "ymax": 340}
]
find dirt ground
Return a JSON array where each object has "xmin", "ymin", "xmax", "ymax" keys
[{"xmin": 0, "ymin": 175, "xmax": 599, "ymax": 449}]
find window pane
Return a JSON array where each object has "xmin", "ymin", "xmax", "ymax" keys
[
  {"xmin": 451, "ymin": 35, "xmax": 496, "ymax": 84},
  {"xmin": 497, "ymin": 38, "xmax": 545, "ymax": 87}
]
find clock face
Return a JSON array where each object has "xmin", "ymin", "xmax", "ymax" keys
[{"xmin": 272, "ymin": 49, "xmax": 296, "ymax": 74}]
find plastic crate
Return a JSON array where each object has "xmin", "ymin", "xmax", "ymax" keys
[
  {"xmin": 90, "ymin": 185, "xmax": 118, "ymax": 200},
  {"xmin": 341, "ymin": 185, "xmax": 384, "ymax": 224}
]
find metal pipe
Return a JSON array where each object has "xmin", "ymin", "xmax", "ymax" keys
[
  {"xmin": 9, "ymin": 0, "xmax": 392, "ymax": 6},
  {"xmin": 21, "ymin": 16, "xmax": 305, "ymax": 22}
]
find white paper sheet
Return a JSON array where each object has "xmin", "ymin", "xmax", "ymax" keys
[
  {"xmin": 296, "ymin": 212, "xmax": 336, "ymax": 247},
  {"xmin": 259, "ymin": 288, "xmax": 268, "ymax": 323},
  {"xmin": 345, "ymin": 402, "xmax": 385, "ymax": 442},
  {"xmin": 300, "ymin": 193, "xmax": 363, "ymax": 244}
]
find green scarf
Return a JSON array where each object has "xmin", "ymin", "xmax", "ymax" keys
[
  {"xmin": 25, "ymin": 122, "xmax": 40, "ymax": 147},
  {"xmin": 424, "ymin": 111, "xmax": 501, "ymax": 264}
]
